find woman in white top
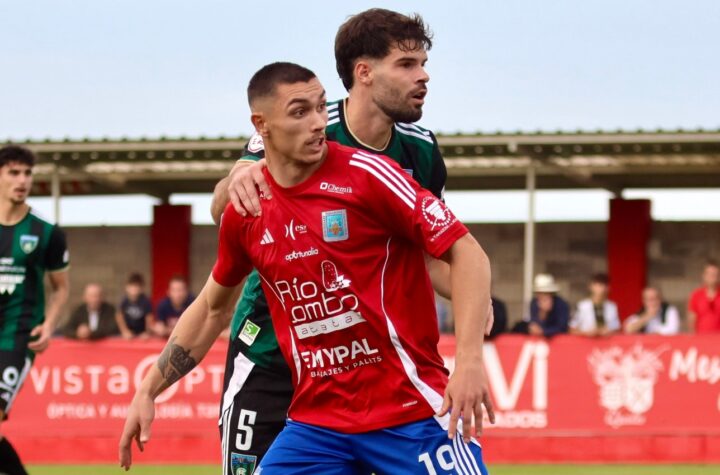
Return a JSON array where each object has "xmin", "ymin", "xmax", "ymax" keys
[
  {"xmin": 624, "ymin": 286, "xmax": 681, "ymax": 335},
  {"xmin": 570, "ymin": 273, "xmax": 620, "ymax": 337}
]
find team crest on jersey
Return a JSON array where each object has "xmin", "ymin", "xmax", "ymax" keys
[
  {"xmin": 231, "ymin": 452, "xmax": 257, "ymax": 475},
  {"xmin": 321, "ymin": 209, "xmax": 348, "ymax": 242},
  {"xmin": 247, "ymin": 133, "xmax": 265, "ymax": 153},
  {"xmin": 421, "ymin": 197, "xmax": 452, "ymax": 230},
  {"xmin": 19, "ymin": 235, "xmax": 39, "ymax": 254}
]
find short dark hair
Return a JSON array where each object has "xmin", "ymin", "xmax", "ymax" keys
[
  {"xmin": 0, "ymin": 145, "xmax": 36, "ymax": 168},
  {"xmin": 247, "ymin": 62, "xmax": 317, "ymax": 106},
  {"xmin": 127, "ymin": 272, "xmax": 145, "ymax": 286},
  {"xmin": 335, "ymin": 8, "xmax": 433, "ymax": 91},
  {"xmin": 705, "ymin": 259, "xmax": 719, "ymax": 269},
  {"xmin": 590, "ymin": 273, "xmax": 609, "ymax": 285},
  {"xmin": 168, "ymin": 274, "xmax": 187, "ymax": 286}
]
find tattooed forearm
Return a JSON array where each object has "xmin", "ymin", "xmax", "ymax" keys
[{"xmin": 156, "ymin": 336, "xmax": 198, "ymax": 390}]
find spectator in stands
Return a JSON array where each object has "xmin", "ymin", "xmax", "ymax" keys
[
  {"xmin": 687, "ymin": 259, "xmax": 720, "ymax": 333},
  {"xmin": 61, "ymin": 283, "xmax": 119, "ymax": 340},
  {"xmin": 570, "ymin": 273, "xmax": 620, "ymax": 337},
  {"xmin": 486, "ymin": 295, "xmax": 507, "ymax": 340},
  {"xmin": 624, "ymin": 286, "xmax": 680, "ymax": 335},
  {"xmin": 153, "ymin": 275, "xmax": 195, "ymax": 337},
  {"xmin": 512, "ymin": 274, "xmax": 569, "ymax": 337},
  {"xmin": 115, "ymin": 272, "xmax": 154, "ymax": 339}
]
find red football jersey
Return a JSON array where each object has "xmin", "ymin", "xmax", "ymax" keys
[{"xmin": 213, "ymin": 141, "xmax": 469, "ymax": 433}]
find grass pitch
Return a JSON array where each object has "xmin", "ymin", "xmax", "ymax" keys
[{"xmin": 27, "ymin": 464, "xmax": 720, "ymax": 474}]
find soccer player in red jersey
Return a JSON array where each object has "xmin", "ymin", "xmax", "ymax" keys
[{"xmin": 120, "ymin": 63, "xmax": 494, "ymax": 474}]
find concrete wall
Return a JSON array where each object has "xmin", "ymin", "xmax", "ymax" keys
[{"xmin": 57, "ymin": 221, "xmax": 720, "ymax": 331}]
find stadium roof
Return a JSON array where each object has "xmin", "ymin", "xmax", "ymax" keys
[{"xmin": 7, "ymin": 128, "xmax": 720, "ymax": 199}]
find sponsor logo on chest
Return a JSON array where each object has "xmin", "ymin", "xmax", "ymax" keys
[{"xmin": 319, "ymin": 181, "xmax": 353, "ymax": 195}]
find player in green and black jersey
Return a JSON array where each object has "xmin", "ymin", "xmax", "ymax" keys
[
  {"xmin": 208, "ymin": 10, "xmax": 456, "ymax": 474},
  {"xmin": 0, "ymin": 145, "xmax": 70, "ymax": 475}
]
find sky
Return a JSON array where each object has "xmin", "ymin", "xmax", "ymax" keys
[{"xmin": 3, "ymin": 0, "xmax": 719, "ymax": 224}]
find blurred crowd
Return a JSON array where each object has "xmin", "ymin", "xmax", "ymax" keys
[
  {"xmin": 438, "ymin": 259, "xmax": 720, "ymax": 339},
  {"xmin": 62, "ymin": 259, "xmax": 720, "ymax": 342},
  {"xmin": 57, "ymin": 273, "xmax": 231, "ymax": 341}
]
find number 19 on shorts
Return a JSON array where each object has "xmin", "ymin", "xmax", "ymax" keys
[{"xmin": 418, "ymin": 444, "xmax": 458, "ymax": 474}]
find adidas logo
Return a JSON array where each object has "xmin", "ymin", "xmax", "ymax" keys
[{"xmin": 260, "ymin": 228, "xmax": 274, "ymax": 245}]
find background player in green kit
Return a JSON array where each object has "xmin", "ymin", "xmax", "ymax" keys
[
  {"xmin": 0, "ymin": 146, "xmax": 70, "ymax": 475},
  {"xmin": 210, "ymin": 10, "xmax": 491, "ymax": 474}
]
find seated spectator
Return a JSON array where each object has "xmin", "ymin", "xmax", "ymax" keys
[
  {"xmin": 687, "ymin": 259, "xmax": 720, "ymax": 333},
  {"xmin": 62, "ymin": 283, "xmax": 119, "ymax": 340},
  {"xmin": 570, "ymin": 273, "xmax": 620, "ymax": 337},
  {"xmin": 512, "ymin": 274, "xmax": 569, "ymax": 337},
  {"xmin": 115, "ymin": 272, "xmax": 154, "ymax": 339},
  {"xmin": 153, "ymin": 275, "xmax": 195, "ymax": 337},
  {"xmin": 624, "ymin": 286, "xmax": 680, "ymax": 335},
  {"xmin": 486, "ymin": 295, "xmax": 508, "ymax": 340}
]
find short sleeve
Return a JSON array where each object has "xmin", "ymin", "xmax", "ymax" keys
[
  {"xmin": 427, "ymin": 131, "xmax": 447, "ymax": 201},
  {"xmin": 45, "ymin": 225, "xmax": 69, "ymax": 271},
  {"xmin": 351, "ymin": 151, "xmax": 468, "ymax": 258},
  {"xmin": 212, "ymin": 204, "xmax": 253, "ymax": 287}
]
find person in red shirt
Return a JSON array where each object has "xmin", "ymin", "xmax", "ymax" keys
[
  {"xmin": 688, "ymin": 259, "xmax": 720, "ymax": 333},
  {"xmin": 120, "ymin": 63, "xmax": 493, "ymax": 475}
]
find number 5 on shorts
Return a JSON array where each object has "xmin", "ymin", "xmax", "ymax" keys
[{"xmin": 235, "ymin": 409, "xmax": 257, "ymax": 451}]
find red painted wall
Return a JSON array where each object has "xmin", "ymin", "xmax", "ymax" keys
[
  {"xmin": 151, "ymin": 204, "xmax": 192, "ymax": 303},
  {"xmin": 607, "ymin": 199, "xmax": 652, "ymax": 320}
]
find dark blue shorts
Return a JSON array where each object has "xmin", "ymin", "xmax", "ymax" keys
[{"xmin": 257, "ymin": 417, "xmax": 489, "ymax": 475}]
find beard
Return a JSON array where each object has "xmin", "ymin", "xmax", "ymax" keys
[{"xmin": 373, "ymin": 85, "xmax": 424, "ymax": 124}]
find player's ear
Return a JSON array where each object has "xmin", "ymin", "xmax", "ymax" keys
[
  {"xmin": 354, "ymin": 59, "xmax": 373, "ymax": 86},
  {"xmin": 251, "ymin": 112, "xmax": 268, "ymax": 137}
]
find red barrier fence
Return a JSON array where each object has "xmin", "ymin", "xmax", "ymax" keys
[{"xmin": 6, "ymin": 335, "xmax": 720, "ymax": 464}]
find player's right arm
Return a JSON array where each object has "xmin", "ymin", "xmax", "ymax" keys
[
  {"xmin": 210, "ymin": 133, "xmax": 270, "ymax": 223},
  {"xmin": 120, "ymin": 206, "xmax": 253, "ymax": 470},
  {"xmin": 118, "ymin": 277, "xmax": 242, "ymax": 470}
]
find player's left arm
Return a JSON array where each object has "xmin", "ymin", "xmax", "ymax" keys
[
  {"xmin": 29, "ymin": 226, "xmax": 70, "ymax": 353},
  {"xmin": 424, "ymin": 135, "xmax": 494, "ymax": 334},
  {"xmin": 363, "ymin": 156, "xmax": 495, "ymax": 441},
  {"xmin": 436, "ymin": 233, "xmax": 495, "ymax": 442},
  {"xmin": 424, "ymin": 133, "xmax": 452, "ymax": 297}
]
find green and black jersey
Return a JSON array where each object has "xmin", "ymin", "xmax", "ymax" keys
[
  {"xmin": 230, "ymin": 98, "xmax": 447, "ymax": 369},
  {"xmin": 0, "ymin": 209, "xmax": 69, "ymax": 354}
]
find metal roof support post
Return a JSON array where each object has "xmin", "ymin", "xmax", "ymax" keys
[
  {"xmin": 51, "ymin": 165, "xmax": 61, "ymax": 224},
  {"xmin": 523, "ymin": 160, "xmax": 536, "ymax": 314}
]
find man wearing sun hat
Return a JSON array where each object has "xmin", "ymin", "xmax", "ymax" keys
[{"xmin": 512, "ymin": 274, "xmax": 570, "ymax": 337}]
